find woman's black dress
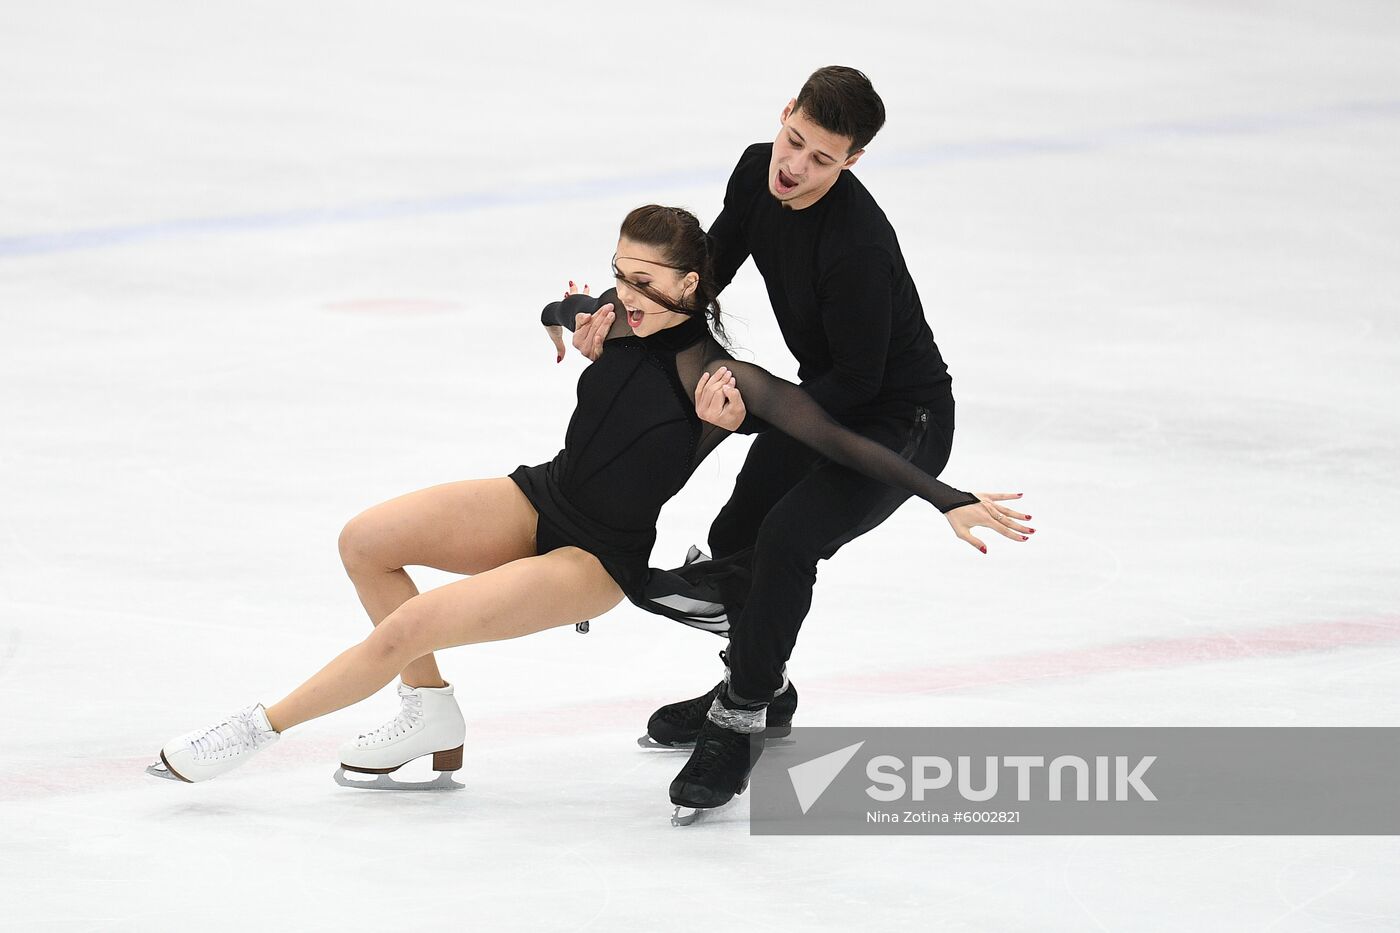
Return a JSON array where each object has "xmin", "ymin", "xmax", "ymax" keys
[{"xmin": 512, "ymin": 288, "xmax": 979, "ymax": 616}]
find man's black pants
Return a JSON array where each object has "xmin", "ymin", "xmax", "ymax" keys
[{"xmin": 710, "ymin": 391, "xmax": 957, "ymax": 702}]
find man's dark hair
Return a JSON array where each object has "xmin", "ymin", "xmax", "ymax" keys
[{"xmin": 793, "ymin": 65, "xmax": 886, "ymax": 155}]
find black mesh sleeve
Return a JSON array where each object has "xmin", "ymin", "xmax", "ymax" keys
[
  {"xmin": 541, "ymin": 293, "xmax": 597, "ymax": 330},
  {"xmin": 717, "ymin": 358, "xmax": 981, "ymax": 513},
  {"xmin": 540, "ymin": 287, "xmax": 632, "ymax": 341}
]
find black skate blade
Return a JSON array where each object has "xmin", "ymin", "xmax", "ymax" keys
[
  {"xmin": 637, "ymin": 735, "xmax": 696, "ymax": 751},
  {"xmin": 332, "ymin": 766, "xmax": 464, "ymax": 792}
]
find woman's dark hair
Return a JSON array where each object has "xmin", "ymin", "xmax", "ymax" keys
[
  {"xmin": 617, "ymin": 204, "xmax": 727, "ymax": 343},
  {"xmin": 793, "ymin": 65, "xmax": 886, "ymax": 155}
]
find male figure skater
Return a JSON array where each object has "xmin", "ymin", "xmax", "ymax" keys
[{"xmin": 558, "ymin": 66, "xmax": 1028, "ymax": 813}]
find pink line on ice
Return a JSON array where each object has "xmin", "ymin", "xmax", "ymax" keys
[
  {"xmin": 819, "ymin": 616, "xmax": 1400, "ymax": 696},
  {"xmin": 5, "ymin": 615, "xmax": 1398, "ymax": 801}
]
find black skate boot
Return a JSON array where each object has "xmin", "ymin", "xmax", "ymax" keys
[
  {"xmin": 646, "ymin": 680, "xmax": 723, "ymax": 748},
  {"xmin": 669, "ymin": 690, "xmax": 767, "ymax": 824},
  {"xmin": 644, "ymin": 650, "xmax": 798, "ymax": 748}
]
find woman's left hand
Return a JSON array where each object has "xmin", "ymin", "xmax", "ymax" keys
[
  {"xmin": 944, "ymin": 492, "xmax": 1035, "ymax": 554},
  {"xmin": 695, "ymin": 366, "xmax": 745, "ymax": 431}
]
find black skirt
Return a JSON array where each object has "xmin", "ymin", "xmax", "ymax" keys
[{"xmin": 508, "ymin": 458, "xmax": 655, "ymax": 601}]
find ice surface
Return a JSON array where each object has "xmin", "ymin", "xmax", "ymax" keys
[{"xmin": 3, "ymin": 1, "xmax": 1399, "ymax": 930}]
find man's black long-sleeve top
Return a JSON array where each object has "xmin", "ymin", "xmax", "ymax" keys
[{"xmin": 707, "ymin": 142, "xmax": 956, "ymax": 423}]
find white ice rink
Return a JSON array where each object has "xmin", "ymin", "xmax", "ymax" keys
[{"xmin": 3, "ymin": 1, "xmax": 1399, "ymax": 929}]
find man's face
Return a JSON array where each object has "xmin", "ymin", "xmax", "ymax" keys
[{"xmin": 768, "ymin": 99, "xmax": 864, "ymax": 210}]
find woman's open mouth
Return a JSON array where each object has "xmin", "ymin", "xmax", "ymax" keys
[
  {"xmin": 627, "ymin": 306, "xmax": 645, "ymax": 328},
  {"xmin": 775, "ymin": 168, "xmax": 799, "ymax": 194}
]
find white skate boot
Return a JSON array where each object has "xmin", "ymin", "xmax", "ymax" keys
[
  {"xmin": 146, "ymin": 703, "xmax": 281, "ymax": 783},
  {"xmin": 333, "ymin": 682, "xmax": 466, "ymax": 791}
]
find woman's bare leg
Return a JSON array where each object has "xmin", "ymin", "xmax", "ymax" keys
[
  {"xmin": 336, "ymin": 477, "xmax": 539, "ymax": 688},
  {"xmin": 264, "ymin": 545, "xmax": 623, "ymax": 733}
]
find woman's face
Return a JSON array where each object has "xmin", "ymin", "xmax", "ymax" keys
[{"xmin": 612, "ymin": 237, "xmax": 698, "ymax": 338}]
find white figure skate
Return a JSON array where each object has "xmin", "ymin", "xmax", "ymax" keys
[
  {"xmin": 146, "ymin": 703, "xmax": 281, "ymax": 783},
  {"xmin": 333, "ymin": 682, "xmax": 466, "ymax": 791}
]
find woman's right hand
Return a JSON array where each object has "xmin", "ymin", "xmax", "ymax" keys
[
  {"xmin": 944, "ymin": 492, "xmax": 1035, "ymax": 554},
  {"xmin": 553, "ymin": 281, "xmax": 613, "ymax": 363}
]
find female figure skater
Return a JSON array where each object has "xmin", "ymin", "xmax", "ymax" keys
[{"xmin": 147, "ymin": 205, "xmax": 1033, "ymax": 806}]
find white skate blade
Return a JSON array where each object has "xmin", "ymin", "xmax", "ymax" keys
[
  {"xmin": 332, "ymin": 766, "xmax": 464, "ymax": 791},
  {"xmin": 671, "ymin": 800, "xmax": 741, "ymax": 827},
  {"xmin": 146, "ymin": 751, "xmax": 191, "ymax": 783},
  {"xmin": 637, "ymin": 735, "xmax": 695, "ymax": 751},
  {"xmin": 145, "ymin": 760, "xmax": 184, "ymax": 781},
  {"xmin": 639, "ymin": 734, "xmax": 796, "ymax": 751},
  {"xmin": 671, "ymin": 805, "xmax": 704, "ymax": 826}
]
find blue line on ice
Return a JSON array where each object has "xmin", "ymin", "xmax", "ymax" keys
[{"xmin": 3, "ymin": 98, "xmax": 1397, "ymax": 259}]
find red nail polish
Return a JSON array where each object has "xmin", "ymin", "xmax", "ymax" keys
[
  {"xmin": 569, "ymin": 280, "xmax": 574, "ymax": 287},
  {"xmin": 979, "ymin": 546, "xmax": 986, "ymax": 553},
  {"xmin": 1025, "ymin": 515, "xmax": 1032, "ymax": 520},
  {"xmin": 1028, "ymin": 528, "xmax": 1035, "ymax": 532}
]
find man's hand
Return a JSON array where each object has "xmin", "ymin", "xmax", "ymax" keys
[
  {"xmin": 549, "ymin": 281, "xmax": 613, "ymax": 363},
  {"xmin": 944, "ymin": 492, "xmax": 1035, "ymax": 554},
  {"xmin": 695, "ymin": 365, "xmax": 744, "ymax": 431}
]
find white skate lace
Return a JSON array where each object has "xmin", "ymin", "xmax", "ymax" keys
[
  {"xmin": 357, "ymin": 692, "xmax": 425, "ymax": 744},
  {"xmin": 188, "ymin": 707, "xmax": 273, "ymax": 761}
]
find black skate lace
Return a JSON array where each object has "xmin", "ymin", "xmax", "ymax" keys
[
  {"xmin": 658, "ymin": 650, "xmax": 730, "ymax": 726},
  {"xmin": 657, "ymin": 685, "xmax": 721, "ymax": 726},
  {"xmin": 687, "ymin": 726, "xmax": 744, "ymax": 782}
]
